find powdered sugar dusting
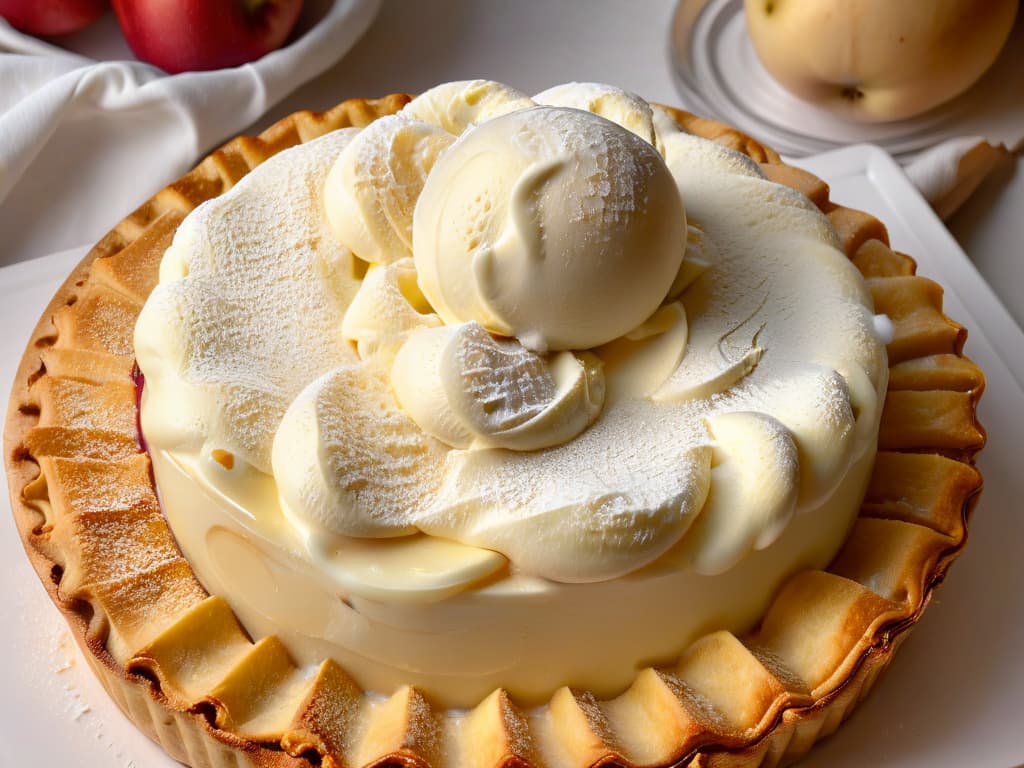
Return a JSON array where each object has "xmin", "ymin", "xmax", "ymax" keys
[
  {"xmin": 510, "ymin": 107, "xmax": 653, "ymax": 228},
  {"xmin": 139, "ymin": 80, "xmax": 885, "ymax": 588},
  {"xmin": 9, "ymin": 580, "xmax": 155, "ymax": 766},
  {"xmin": 316, "ymin": 366, "xmax": 443, "ymax": 534},
  {"xmin": 137, "ymin": 129, "xmax": 363, "ymax": 473},
  {"xmin": 451, "ymin": 325, "xmax": 555, "ymax": 432}
]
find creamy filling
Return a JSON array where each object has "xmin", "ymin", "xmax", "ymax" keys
[
  {"xmin": 135, "ymin": 80, "xmax": 889, "ymax": 708},
  {"xmin": 149, "ymin": 443, "xmax": 876, "ymax": 706}
]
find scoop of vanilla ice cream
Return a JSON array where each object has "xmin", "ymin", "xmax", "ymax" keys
[
  {"xmin": 412, "ymin": 106, "xmax": 687, "ymax": 352},
  {"xmin": 533, "ymin": 82, "xmax": 656, "ymax": 145},
  {"xmin": 324, "ymin": 115, "xmax": 454, "ymax": 265}
]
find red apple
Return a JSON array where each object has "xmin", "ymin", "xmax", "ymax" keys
[
  {"xmin": 0, "ymin": 0, "xmax": 109, "ymax": 36},
  {"xmin": 111, "ymin": 0, "xmax": 304, "ymax": 74}
]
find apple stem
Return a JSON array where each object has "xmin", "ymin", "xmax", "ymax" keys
[{"xmin": 840, "ymin": 86, "xmax": 865, "ymax": 103}]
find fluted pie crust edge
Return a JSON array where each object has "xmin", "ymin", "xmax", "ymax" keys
[{"xmin": 3, "ymin": 95, "xmax": 986, "ymax": 768}]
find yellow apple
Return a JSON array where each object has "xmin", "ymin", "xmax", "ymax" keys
[{"xmin": 744, "ymin": 0, "xmax": 1019, "ymax": 122}]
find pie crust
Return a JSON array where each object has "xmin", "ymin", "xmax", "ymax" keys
[{"xmin": 3, "ymin": 95, "xmax": 985, "ymax": 768}]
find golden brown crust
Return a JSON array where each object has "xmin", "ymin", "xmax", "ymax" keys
[{"xmin": 3, "ymin": 95, "xmax": 985, "ymax": 768}]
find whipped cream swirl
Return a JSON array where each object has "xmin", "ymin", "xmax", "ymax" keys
[{"xmin": 136, "ymin": 80, "xmax": 888, "ymax": 586}]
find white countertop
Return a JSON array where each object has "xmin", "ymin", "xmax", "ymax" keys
[{"xmin": 2, "ymin": 2, "xmax": 1023, "ymax": 767}]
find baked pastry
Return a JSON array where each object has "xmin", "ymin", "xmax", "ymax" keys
[{"xmin": 4, "ymin": 82, "xmax": 985, "ymax": 768}]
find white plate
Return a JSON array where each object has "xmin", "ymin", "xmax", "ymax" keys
[
  {"xmin": 2, "ymin": 146, "xmax": 1022, "ymax": 767},
  {"xmin": 669, "ymin": 0, "xmax": 1024, "ymax": 158}
]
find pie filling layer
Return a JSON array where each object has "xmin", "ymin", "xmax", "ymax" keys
[{"xmin": 135, "ymin": 81, "xmax": 888, "ymax": 708}]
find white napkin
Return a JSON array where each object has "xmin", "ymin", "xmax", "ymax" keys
[
  {"xmin": 905, "ymin": 136, "xmax": 1016, "ymax": 221},
  {"xmin": 0, "ymin": 0, "xmax": 380, "ymax": 267}
]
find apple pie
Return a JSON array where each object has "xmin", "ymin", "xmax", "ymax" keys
[{"xmin": 4, "ymin": 82, "xmax": 984, "ymax": 768}]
